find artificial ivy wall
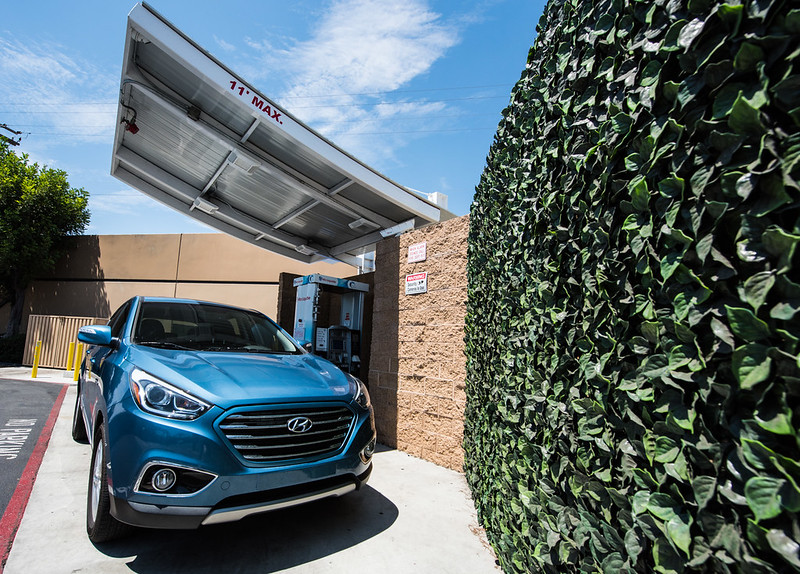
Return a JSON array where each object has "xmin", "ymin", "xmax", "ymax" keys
[{"xmin": 464, "ymin": 0, "xmax": 800, "ymax": 572}]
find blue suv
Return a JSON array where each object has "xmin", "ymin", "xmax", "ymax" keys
[{"xmin": 73, "ymin": 296, "xmax": 375, "ymax": 542}]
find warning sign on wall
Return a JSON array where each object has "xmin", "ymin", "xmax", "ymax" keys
[
  {"xmin": 408, "ymin": 241, "xmax": 427, "ymax": 263},
  {"xmin": 405, "ymin": 272, "xmax": 428, "ymax": 295}
]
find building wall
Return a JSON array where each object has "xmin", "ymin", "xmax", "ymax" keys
[
  {"xmin": 369, "ymin": 215, "xmax": 469, "ymax": 471},
  {"xmin": 3, "ymin": 233, "xmax": 354, "ymax": 333}
]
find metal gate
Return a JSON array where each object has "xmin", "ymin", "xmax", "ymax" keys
[{"xmin": 22, "ymin": 315, "xmax": 108, "ymax": 368}]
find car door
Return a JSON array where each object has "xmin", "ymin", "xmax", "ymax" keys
[{"xmin": 83, "ymin": 300, "xmax": 132, "ymax": 439}]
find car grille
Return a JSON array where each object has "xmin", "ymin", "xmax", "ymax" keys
[{"xmin": 218, "ymin": 406, "xmax": 354, "ymax": 462}]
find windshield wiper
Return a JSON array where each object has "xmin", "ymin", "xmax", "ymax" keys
[
  {"xmin": 202, "ymin": 344, "xmax": 248, "ymax": 352},
  {"xmin": 243, "ymin": 347, "xmax": 294, "ymax": 354},
  {"xmin": 136, "ymin": 340, "xmax": 193, "ymax": 351},
  {"xmin": 200, "ymin": 344, "xmax": 298, "ymax": 354}
]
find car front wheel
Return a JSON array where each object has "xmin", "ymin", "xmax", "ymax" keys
[{"xmin": 87, "ymin": 425, "xmax": 129, "ymax": 542}]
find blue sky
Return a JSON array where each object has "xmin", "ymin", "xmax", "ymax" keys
[{"xmin": 1, "ymin": 0, "xmax": 545, "ymax": 235}]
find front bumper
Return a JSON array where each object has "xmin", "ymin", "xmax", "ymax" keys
[
  {"xmin": 105, "ymin": 393, "xmax": 377, "ymax": 529},
  {"xmin": 111, "ymin": 463, "xmax": 372, "ymax": 529}
]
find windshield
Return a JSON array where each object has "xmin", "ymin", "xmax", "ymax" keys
[{"xmin": 133, "ymin": 301, "xmax": 301, "ymax": 354}]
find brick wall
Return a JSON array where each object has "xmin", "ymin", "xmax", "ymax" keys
[{"xmin": 369, "ymin": 215, "xmax": 468, "ymax": 471}]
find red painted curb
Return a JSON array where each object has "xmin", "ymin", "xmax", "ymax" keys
[{"xmin": 0, "ymin": 384, "xmax": 68, "ymax": 573}]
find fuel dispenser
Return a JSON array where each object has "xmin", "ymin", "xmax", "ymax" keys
[{"xmin": 292, "ymin": 274, "xmax": 368, "ymax": 376}]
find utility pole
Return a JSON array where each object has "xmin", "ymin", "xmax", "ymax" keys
[{"xmin": 0, "ymin": 123, "xmax": 22, "ymax": 146}]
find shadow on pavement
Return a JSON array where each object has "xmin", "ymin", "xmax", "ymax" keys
[{"xmin": 94, "ymin": 485, "xmax": 398, "ymax": 573}]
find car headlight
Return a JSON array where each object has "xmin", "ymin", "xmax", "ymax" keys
[
  {"xmin": 130, "ymin": 368, "xmax": 210, "ymax": 420},
  {"xmin": 348, "ymin": 373, "xmax": 371, "ymax": 410}
]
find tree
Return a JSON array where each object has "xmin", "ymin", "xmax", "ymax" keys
[{"xmin": 0, "ymin": 143, "xmax": 90, "ymax": 337}]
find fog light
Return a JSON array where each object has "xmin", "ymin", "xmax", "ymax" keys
[
  {"xmin": 136, "ymin": 463, "xmax": 217, "ymax": 495},
  {"xmin": 360, "ymin": 437, "xmax": 376, "ymax": 464},
  {"xmin": 152, "ymin": 468, "xmax": 177, "ymax": 492}
]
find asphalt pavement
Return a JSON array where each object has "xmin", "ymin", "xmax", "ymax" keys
[
  {"xmin": 0, "ymin": 378, "xmax": 66, "ymax": 515},
  {"xmin": 0, "ymin": 367, "xmax": 500, "ymax": 574}
]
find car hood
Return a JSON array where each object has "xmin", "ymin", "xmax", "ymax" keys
[{"xmin": 127, "ymin": 346, "xmax": 354, "ymax": 409}]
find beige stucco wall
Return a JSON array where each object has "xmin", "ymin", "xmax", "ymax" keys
[
  {"xmin": 369, "ymin": 215, "xmax": 468, "ymax": 471},
  {"xmin": 7, "ymin": 233, "xmax": 354, "ymax": 333}
]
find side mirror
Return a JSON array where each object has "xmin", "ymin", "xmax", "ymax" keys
[
  {"xmin": 78, "ymin": 325, "xmax": 113, "ymax": 347},
  {"xmin": 302, "ymin": 341, "xmax": 313, "ymax": 353}
]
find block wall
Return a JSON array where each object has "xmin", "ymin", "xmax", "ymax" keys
[{"xmin": 369, "ymin": 215, "xmax": 468, "ymax": 471}]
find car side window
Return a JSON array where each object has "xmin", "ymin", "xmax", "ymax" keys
[{"xmin": 108, "ymin": 300, "xmax": 132, "ymax": 339}]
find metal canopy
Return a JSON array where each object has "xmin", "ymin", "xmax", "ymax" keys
[{"xmin": 111, "ymin": 3, "xmax": 451, "ymax": 266}]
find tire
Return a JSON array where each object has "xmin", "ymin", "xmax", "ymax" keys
[
  {"xmin": 86, "ymin": 425, "xmax": 129, "ymax": 543},
  {"xmin": 71, "ymin": 391, "xmax": 88, "ymax": 443}
]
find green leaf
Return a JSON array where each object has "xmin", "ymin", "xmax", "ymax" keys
[
  {"xmin": 643, "ymin": 431, "xmax": 657, "ymax": 465},
  {"xmin": 667, "ymin": 403, "xmax": 696, "ymax": 432},
  {"xmin": 663, "ymin": 81, "xmax": 680, "ymax": 101},
  {"xmin": 625, "ymin": 528, "xmax": 643, "ymax": 561},
  {"xmin": 735, "ymin": 173, "xmax": 756, "ymax": 199},
  {"xmin": 666, "ymin": 513, "xmax": 692, "ymax": 557},
  {"xmin": 642, "ymin": 321, "xmax": 660, "ymax": 343},
  {"xmin": 732, "ymin": 344, "xmax": 772, "ymax": 389},
  {"xmin": 766, "ymin": 530, "xmax": 800, "ymax": 568},
  {"xmin": 593, "ymin": 13, "xmax": 615, "ymax": 34},
  {"xmin": 692, "ymin": 476, "xmax": 716, "ymax": 509},
  {"xmin": 678, "ymin": 18, "xmax": 705, "ymax": 49},
  {"xmin": 602, "ymin": 553, "xmax": 625, "ymax": 574},
  {"xmin": 713, "ymin": 85, "xmax": 743, "ymax": 119},
  {"xmin": 774, "ymin": 75, "xmax": 800, "ymax": 108},
  {"xmin": 626, "ymin": 153, "xmax": 645, "ymax": 171},
  {"xmin": 771, "ymin": 301, "xmax": 800, "ymax": 320},
  {"xmin": 658, "ymin": 176, "xmax": 684, "ymax": 198},
  {"xmin": 711, "ymin": 316, "xmax": 735, "ymax": 348},
  {"xmin": 647, "ymin": 493, "xmax": 678, "ymax": 521},
  {"xmin": 752, "ymin": 175, "xmax": 791, "ymax": 216},
  {"xmin": 642, "ymin": 354, "xmax": 669, "ymax": 379},
  {"xmin": 754, "ymin": 392, "xmax": 794, "ymax": 435},
  {"xmin": 641, "ymin": 61, "xmax": 661, "ymax": 86},
  {"xmin": 725, "ymin": 306, "xmax": 771, "ymax": 341},
  {"xmin": 655, "ymin": 436, "xmax": 680, "ymax": 463},
  {"xmin": 660, "ymin": 252, "xmax": 683, "ymax": 281},
  {"xmin": 788, "ymin": 9, "xmax": 800, "ymax": 34},
  {"xmin": 654, "ymin": 537, "xmax": 683, "ymax": 574},
  {"xmin": 630, "ymin": 177, "xmax": 650, "ymax": 211},
  {"xmin": 718, "ymin": 3, "xmax": 744, "ymax": 27},
  {"xmin": 612, "ymin": 112, "xmax": 634, "ymax": 134},
  {"xmin": 745, "ymin": 477, "xmax": 784, "ymax": 521},
  {"xmin": 743, "ymin": 272, "xmax": 775, "ymax": 312},
  {"xmin": 729, "ymin": 93, "xmax": 764, "ymax": 134},
  {"xmin": 762, "ymin": 226, "xmax": 800, "ymax": 273},
  {"xmin": 734, "ymin": 42, "xmax": 764, "ymax": 71},
  {"xmin": 742, "ymin": 437, "xmax": 781, "ymax": 471}
]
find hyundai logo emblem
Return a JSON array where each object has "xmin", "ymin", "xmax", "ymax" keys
[{"xmin": 287, "ymin": 416, "xmax": 313, "ymax": 433}]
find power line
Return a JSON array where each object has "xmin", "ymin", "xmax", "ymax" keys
[
  {"xmin": 0, "ymin": 82, "xmax": 514, "ymax": 107},
  {"xmin": 280, "ymin": 83, "xmax": 514, "ymax": 99},
  {"xmin": 8, "ymin": 109, "xmax": 503, "ymax": 129},
  {"xmin": 0, "ymin": 94, "xmax": 508, "ymax": 116},
  {"xmin": 19, "ymin": 125, "xmax": 499, "ymax": 138}
]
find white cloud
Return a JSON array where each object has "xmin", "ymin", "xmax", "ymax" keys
[
  {"xmin": 243, "ymin": 0, "xmax": 460, "ymax": 165},
  {"xmin": 88, "ymin": 191, "xmax": 155, "ymax": 216},
  {"xmin": 85, "ymin": 190, "xmax": 217, "ymax": 235},
  {"xmin": 214, "ymin": 35, "xmax": 236, "ymax": 52},
  {"xmin": 0, "ymin": 36, "xmax": 117, "ymax": 147},
  {"xmin": 285, "ymin": 0, "xmax": 458, "ymax": 95}
]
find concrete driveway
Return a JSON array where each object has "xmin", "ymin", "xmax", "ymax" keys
[{"xmin": 1, "ymin": 370, "xmax": 499, "ymax": 574}]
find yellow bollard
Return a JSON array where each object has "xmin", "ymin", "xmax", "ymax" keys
[
  {"xmin": 31, "ymin": 340, "xmax": 42, "ymax": 378},
  {"xmin": 73, "ymin": 343, "xmax": 84, "ymax": 382},
  {"xmin": 66, "ymin": 342, "xmax": 75, "ymax": 371}
]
